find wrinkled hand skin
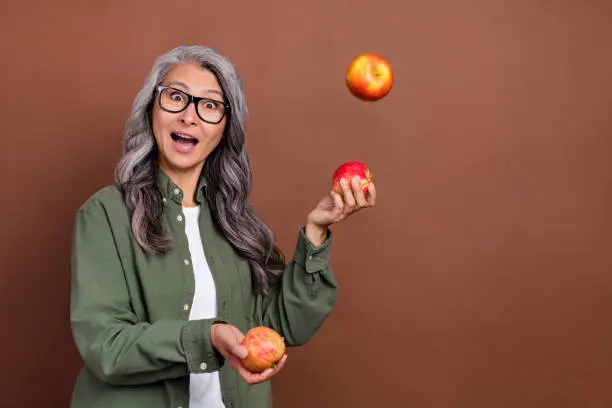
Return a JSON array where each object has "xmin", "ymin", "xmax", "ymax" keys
[{"xmin": 211, "ymin": 323, "xmax": 288, "ymax": 385}]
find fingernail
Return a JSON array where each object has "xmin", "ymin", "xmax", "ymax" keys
[{"xmin": 340, "ymin": 178, "xmax": 347, "ymax": 186}]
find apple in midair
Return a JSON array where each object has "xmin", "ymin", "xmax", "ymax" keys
[{"xmin": 346, "ymin": 53, "xmax": 393, "ymax": 101}]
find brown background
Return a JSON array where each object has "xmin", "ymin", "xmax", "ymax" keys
[{"xmin": 1, "ymin": 1, "xmax": 612, "ymax": 407}]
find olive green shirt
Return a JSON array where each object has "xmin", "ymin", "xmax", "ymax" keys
[{"xmin": 69, "ymin": 169, "xmax": 338, "ymax": 408}]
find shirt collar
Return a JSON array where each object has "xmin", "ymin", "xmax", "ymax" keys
[{"xmin": 156, "ymin": 167, "xmax": 209, "ymax": 205}]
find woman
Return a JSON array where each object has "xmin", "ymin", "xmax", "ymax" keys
[{"xmin": 70, "ymin": 45, "xmax": 376, "ymax": 408}]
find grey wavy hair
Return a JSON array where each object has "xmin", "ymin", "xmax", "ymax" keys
[{"xmin": 114, "ymin": 45, "xmax": 284, "ymax": 293}]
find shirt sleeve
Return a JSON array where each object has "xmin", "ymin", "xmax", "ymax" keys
[
  {"xmin": 251, "ymin": 225, "xmax": 339, "ymax": 346},
  {"xmin": 70, "ymin": 198, "xmax": 225, "ymax": 386}
]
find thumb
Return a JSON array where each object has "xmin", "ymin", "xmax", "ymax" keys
[{"xmin": 229, "ymin": 342, "xmax": 248, "ymax": 359}]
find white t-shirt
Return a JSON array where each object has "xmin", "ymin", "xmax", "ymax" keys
[{"xmin": 182, "ymin": 206, "xmax": 225, "ymax": 408}]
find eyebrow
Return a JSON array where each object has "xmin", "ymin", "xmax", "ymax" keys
[{"xmin": 166, "ymin": 80, "xmax": 224, "ymax": 97}]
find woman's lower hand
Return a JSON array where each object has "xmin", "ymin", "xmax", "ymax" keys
[
  {"xmin": 305, "ymin": 176, "xmax": 377, "ymax": 244},
  {"xmin": 210, "ymin": 323, "xmax": 288, "ymax": 385}
]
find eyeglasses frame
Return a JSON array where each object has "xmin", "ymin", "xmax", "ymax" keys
[{"xmin": 155, "ymin": 85, "xmax": 231, "ymax": 124}]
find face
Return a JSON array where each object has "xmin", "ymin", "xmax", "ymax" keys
[{"xmin": 152, "ymin": 62, "xmax": 228, "ymax": 176}]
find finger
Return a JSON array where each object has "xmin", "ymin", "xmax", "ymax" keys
[
  {"xmin": 231, "ymin": 326, "xmax": 246, "ymax": 343},
  {"xmin": 320, "ymin": 194, "xmax": 335, "ymax": 211},
  {"xmin": 340, "ymin": 178, "xmax": 356, "ymax": 211},
  {"xmin": 329, "ymin": 191, "xmax": 344, "ymax": 216},
  {"xmin": 351, "ymin": 176, "xmax": 368, "ymax": 207},
  {"xmin": 229, "ymin": 343, "xmax": 248, "ymax": 359},
  {"xmin": 226, "ymin": 355, "xmax": 260, "ymax": 384},
  {"xmin": 366, "ymin": 182, "xmax": 376, "ymax": 206},
  {"xmin": 222, "ymin": 327, "xmax": 247, "ymax": 359},
  {"xmin": 273, "ymin": 354, "xmax": 288, "ymax": 372},
  {"xmin": 225, "ymin": 354, "xmax": 257, "ymax": 380},
  {"xmin": 233, "ymin": 361, "xmax": 272, "ymax": 385},
  {"xmin": 263, "ymin": 354, "xmax": 289, "ymax": 378},
  {"xmin": 247, "ymin": 355, "xmax": 289, "ymax": 384},
  {"xmin": 325, "ymin": 192, "xmax": 346, "ymax": 223}
]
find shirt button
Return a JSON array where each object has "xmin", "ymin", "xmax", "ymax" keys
[
  {"xmin": 183, "ymin": 304, "xmax": 189, "ymax": 311},
  {"xmin": 177, "ymin": 215, "xmax": 183, "ymax": 222},
  {"xmin": 200, "ymin": 362, "xmax": 207, "ymax": 370},
  {"xmin": 308, "ymin": 255, "xmax": 313, "ymax": 260},
  {"xmin": 162, "ymin": 197, "xmax": 167, "ymax": 203},
  {"xmin": 184, "ymin": 259, "xmax": 190, "ymax": 266},
  {"xmin": 174, "ymin": 188, "xmax": 180, "ymax": 195}
]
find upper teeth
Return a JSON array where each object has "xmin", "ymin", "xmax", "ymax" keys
[{"xmin": 175, "ymin": 133, "xmax": 195, "ymax": 140}]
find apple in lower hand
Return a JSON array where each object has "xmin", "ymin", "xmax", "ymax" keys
[
  {"xmin": 346, "ymin": 53, "xmax": 393, "ymax": 101},
  {"xmin": 332, "ymin": 161, "xmax": 374, "ymax": 197},
  {"xmin": 241, "ymin": 327, "xmax": 286, "ymax": 373}
]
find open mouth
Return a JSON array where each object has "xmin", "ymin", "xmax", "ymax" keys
[{"xmin": 171, "ymin": 132, "xmax": 199, "ymax": 148}]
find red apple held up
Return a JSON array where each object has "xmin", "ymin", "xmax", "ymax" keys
[
  {"xmin": 241, "ymin": 326, "xmax": 286, "ymax": 373},
  {"xmin": 332, "ymin": 161, "xmax": 374, "ymax": 197},
  {"xmin": 346, "ymin": 53, "xmax": 393, "ymax": 101}
]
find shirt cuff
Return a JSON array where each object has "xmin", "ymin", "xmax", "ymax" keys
[
  {"xmin": 181, "ymin": 319, "xmax": 226, "ymax": 373},
  {"xmin": 294, "ymin": 227, "xmax": 333, "ymax": 273}
]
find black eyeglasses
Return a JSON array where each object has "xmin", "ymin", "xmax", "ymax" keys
[{"xmin": 156, "ymin": 85, "xmax": 231, "ymax": 124}]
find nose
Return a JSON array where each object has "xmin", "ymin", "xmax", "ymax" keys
[{"xmin": 178, "ymin": 101, "xmax": 198, "ymax": 126}]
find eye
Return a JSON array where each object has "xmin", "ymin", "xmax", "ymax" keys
[
  {"xmin": 169, "ymin": 91, "xmax": 185, "ymax": 102},
  {"xmin": 203, "ymin": 101, "xmax": 220, "ymax": 110}
]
